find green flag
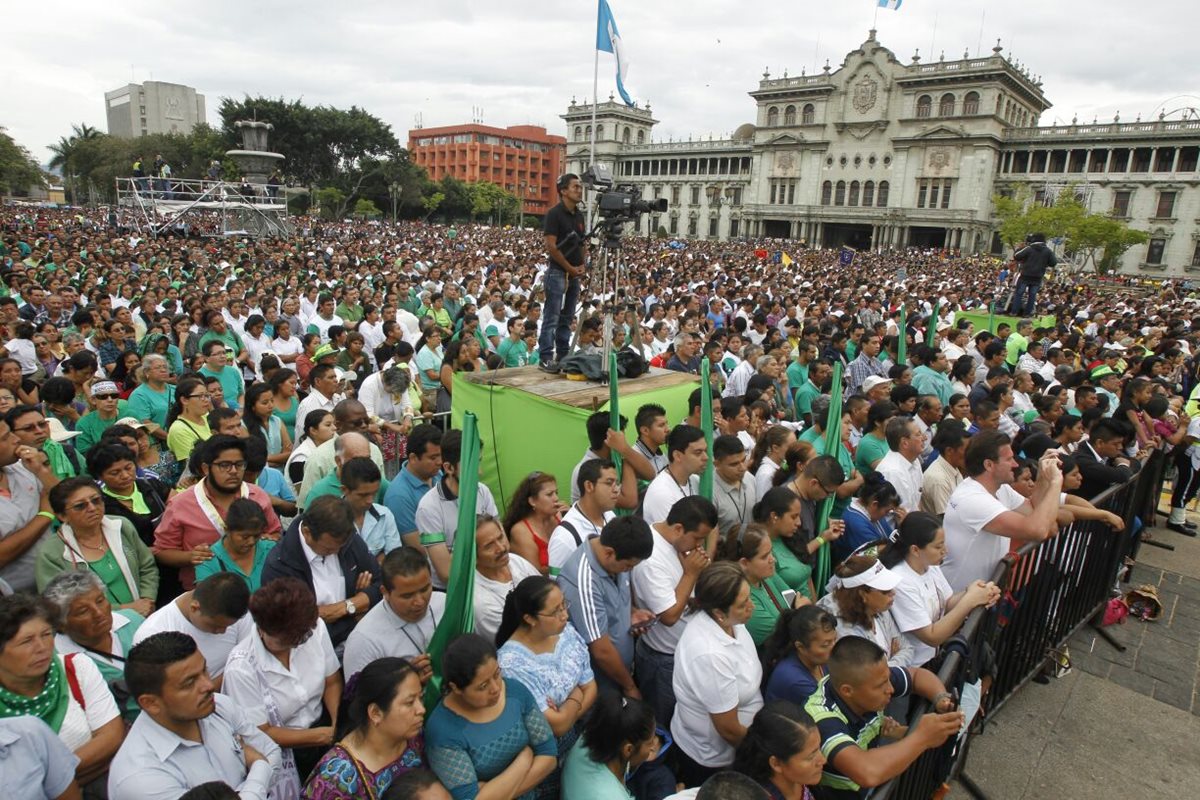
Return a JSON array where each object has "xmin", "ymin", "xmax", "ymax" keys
[
  {"xmin": 699, "ymin": 359, "xmax": 715, "ymax": 500},
  {"xmin": 987, "ymin": 302, "xmax": 997, "ymax": 335},
  {"xmin": 814, "ymin": 361, "xmax": 844, "ymax": 596},
  {"xmin": 423, "ymin": 412, "xmax": 480, "ymax": 708},
  {"xmin": 609, "ymin": 352, "xmax": 623, "ymax": 478},
  {"xmin": 897, "ymin": 307, "xmax": 907, "ymax": 366},
  {"xmin": 925, "ymin": 301, "xmax": 940, "ymax": 346}
]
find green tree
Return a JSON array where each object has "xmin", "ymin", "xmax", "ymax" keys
[
  {"xmin": 314, "ymin": 187, "xmax": 346, "ymax": 220},
  {"xmin": 353, "ymin": 198, "xmax": 382, "ymax": 219},
  {"xmin": 437, "ymin": 175, "xmax": 473, "ymax": 222},
  {"xmin": 47, "ymin": 123, "xmax": 101, "ymax": 203},
  {"xmin": 0, "ymin": 128, "xmax": 45, "ymax": 195}
]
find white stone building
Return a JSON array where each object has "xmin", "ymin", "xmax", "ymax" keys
[
  {"xmin": 561, "ymin": 31, "xmax": 1200, "ymax": 276},
  {"xmin": 105, "ymin": 81, "xmax": 207, "ymax": 139}
]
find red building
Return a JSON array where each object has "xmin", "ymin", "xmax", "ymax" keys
[{"xmin": 408, "ymin": 123, "xmax": 566, "ymax": 218}]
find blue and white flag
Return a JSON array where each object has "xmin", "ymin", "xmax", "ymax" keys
[
  {"xmin": 878, "ymin": 0, "xmax": 903, "ymax": 9},
  {"xmin": 597, "ymin": 0, "xmax": 635, "ymax": 107}
]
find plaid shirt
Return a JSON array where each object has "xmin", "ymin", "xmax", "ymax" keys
[{"xmin": 847, "ymin": 353, "xmax": 887, "ymax": 392}]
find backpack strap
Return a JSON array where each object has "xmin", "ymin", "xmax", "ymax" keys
[
  {"xmin": 559, "ymin": 520, "xmax": 581, "ymax": 547},
  {"xmin": 64, "ymin": 654, "xmax": 86, "ymax": 710}
]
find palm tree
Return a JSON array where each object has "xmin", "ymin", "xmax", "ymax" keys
[{"xmin": 46, "ymin": 123, "xmax": 102, "ymax": 204}]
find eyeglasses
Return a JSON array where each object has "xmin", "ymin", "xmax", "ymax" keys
[
  {"xmin": 66, "ymin": 496, "xmax": 105, "ymax": 513},
  {"xmin": 211, "ymin": 460, "xmax": 247, "ymax": 472},
  {"xmin": 94, "ymin": 394, "xmax": 119, "ymax": 401},
  {"xmin": 12, "ymin": 419, "xmax": 50, "ymax": 432},
  {"xmin": 538, "ymin": 599, "xmax": 571, "ymax": 617},
  {"xmin": 186, "ymin": 393, "xmax": 212, "ymax": 401}
]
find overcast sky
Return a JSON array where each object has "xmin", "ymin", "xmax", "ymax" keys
[{"xmin": 6, "ymin": 0, "xmax": 1198, "ymax": 164}]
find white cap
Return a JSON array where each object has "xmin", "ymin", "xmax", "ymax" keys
[
  {"xmin": 47, "ymin": 418, "xmax": 81, "ymax": 442},
  {"xmin": 862, "ymin": 375, "xmax": 892, "ymax": 393},
  {"xmin": 841, "ymin": 560, "xmax": 903, "ymax": 591}
]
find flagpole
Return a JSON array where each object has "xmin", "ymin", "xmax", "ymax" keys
[{"xmin": 591, "ymin": 0, "xmax": 600, "ymax": 172}]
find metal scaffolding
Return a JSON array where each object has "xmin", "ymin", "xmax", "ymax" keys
[{"xmin": 114, "ymin": 177, "xmax": 293, "ymax": 239}]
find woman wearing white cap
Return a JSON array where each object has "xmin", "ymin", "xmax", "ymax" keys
[
  {"xmin": 74, "ymin": 381, "xmax": 130, "ymax": 458},
  {"xmin": 816, "ymin": 551, "xmax": 915, "ymax": 668}
]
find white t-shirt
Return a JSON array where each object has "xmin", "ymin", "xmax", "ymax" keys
[
  {"xmin": 3, "ymin": 338, "xmax": 38, "ymax": 375},
  {"xmin": 630, "ymin": 528, "xmax": 692, "ymax": 655},
  {"xmin": 889, "ymin": 560, "xmax": 954, "ymax": 667},
  {"xmin": 548, "ymin": 504, "xmax": 614, "ymax": 573},
  {"xmin": 57, "ymin": 654, "xmax": 121, "ymax": 751},
  {"xmin": 474, "ymin": 555, "xmax": 541, "ymax": 643},
  {"xmin": 941, "ymin": 478, "xmax": 1026, "ymax": 592},
  {"xmin": 670, "ymin": 612, "xmax": 763, "ymax": 768},
  {"xmin": 642, "ymin": 471, "xmax": 700, "ymax": 527},
  {"xmin": 222, "ymin": 620, "xmax": 340, "ymax": 728},
  {"xmin": 271, "ymin": 335, "xmax": 303, "ymax": 359},
  {"xmin": 133, "ymin": 600, "xmax": 254, "ymax": 679}
]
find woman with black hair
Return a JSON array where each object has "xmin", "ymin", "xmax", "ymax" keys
[
  {"xmin": 560, "ymin": 691, "xmax": 661, "ymax": 800},
  {"xmin": 425, "ymin": 633, "xmax": 557, "ymax": 800},
  {"xmin": 751, "ymin": 487, "xmax": 816, "ymax": 602},
  {"xmin": 761, "ymin": 606, "xmax": 839, "ymax": 705},
  {"xmin": 243, "ymin": 381, "xmax": 293, "ymax": 468},
  {"xmin": 302, "ymin": 657, "xmax": 425, "ymax": 798},
  {"xmin": 880, "ymin": 511, "xmax": 999, "ymax": 668},
  {"xmin": 732, "ymin": 700, "xmax": 825, "ymax": 800}
]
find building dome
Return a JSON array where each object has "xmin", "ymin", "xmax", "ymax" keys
[{"xmin": 732, "ymin": 123, "xmax": 757, "ymax": 142}]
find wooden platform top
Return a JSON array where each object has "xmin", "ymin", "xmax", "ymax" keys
[{"xmin": 459, "ymin": 366, "xmax": 699, "ymax": 409}]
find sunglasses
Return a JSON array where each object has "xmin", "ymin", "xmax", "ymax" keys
[{"xmin": 94, "ymin": 394, "xmax": 119, "ymax": 401}]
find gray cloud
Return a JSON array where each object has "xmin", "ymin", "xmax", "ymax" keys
[{"xmin": 5, "ymin": 0, "xmax": 1194, "ymax": 162}]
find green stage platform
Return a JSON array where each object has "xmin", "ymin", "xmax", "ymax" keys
[
  {"xmin": 958, "ymin": 309, "xmax": 1057, "ymax": 334},
  {"xmin": 451, "ymin": 367, "xmax": 699, "ymax": 515}
]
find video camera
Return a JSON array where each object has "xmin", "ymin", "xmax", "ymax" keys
[{"xmin": 581, "ymin": 165, "xmax": 668, "ymax": 224}]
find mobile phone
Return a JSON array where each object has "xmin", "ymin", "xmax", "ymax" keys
[
  {"xmin": 629, "ymin": 617, "xmax": 658, "ymax": 634},
  {"xmin": 782, "ymin": 589, "xmax": 797, "ymax": 607}
]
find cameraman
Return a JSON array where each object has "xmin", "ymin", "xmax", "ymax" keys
[
  {"xmin": 540, "ymin": 173, "xmax": 587, "ymax": 372},
  {"xmin": 1007, "ymin": 232, "xmax": 1057, "ymax": 316}
]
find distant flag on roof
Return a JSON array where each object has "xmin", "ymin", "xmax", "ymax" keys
[
  {"xmin": 597, "ymin": 0, "xmax": 635, "ymax": 107},
  {"xmin": 782, "ymin": 252, "xmax": 794, "ymax": 268},
  {"xmin": 878, "ymin": 0, "xmax": 904, "ymax": 10}
]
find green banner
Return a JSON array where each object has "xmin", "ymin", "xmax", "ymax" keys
[
  {"xmin": 699, "ymin": 359, "xmax": 714, "ymax": 500},
  {"xmin": 814, "ymin": 361, "xmax": 844, "ymax": 595}
]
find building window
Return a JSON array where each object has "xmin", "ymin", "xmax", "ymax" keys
[
  {"xmin": 1192, "ymin": 240, "xmax": 1200, "ymax": 268},
  {"xmin": 585, "ymin": 125, "xmax": 592, "ymax": 140},
  {"xmin": 821, "ymin": 181, "xmax": 833, "ymax": 205},
  {"xmin": 1156, "ymin": 191, "xmax": 1177, "ymax": 219},
  {"xmin": 848, "ymin": 181, "xmax": 860, "ymax": 207},
  {"xmin": 1112, "ymin": 190, "xmax": 1132, "ymax": 217},
  {"xmin": 784, "ymin": 105, "xmax": 796, "ymax": 125},
  {"xmin": 623, "ymin": 127, "xmax": 631, "ymax": 144},
  {"xmin": 731, "ymin": 187, "xmax": 742, "ymax": 205},
  {"xmin": 917, "ymin": 183, "xmax": 928, "ymax": 209},
  {"xmin": 877, "ymin": 181, "xmax": 889, "ymax": 207},
  {"xmin": 769, "ymin": 182, "xmax": 778, "ymax": 204},
  {"xmin": 709, "ymin": 217, "xmax": 719, "ymax": 237},
  {"xmin": 669, "ymin": 216, "xmax": 678, "ymax": 234},
  {"xmin": 834, "ymin": 181, "xmax": 846, "ymax": 206},
  {"xmin": 690, "ymin": 186, "xmax": 700, "ymax": 205},
  {"xmin": 863, "ymin": 181, "xmax": 875, "ymax": 206},
  {"xmin": 596, "ymin": 125, "xmax": 604, "ymax": 140},
  {"xmin": 916, "ymin": 95, "xmax": 932, "ymax": 118},
  {"xmin": 730, "ymin": 218, "xmax": 740, "ymax": 238},
  {"xmin": 688, "ymin": 217, "xmax": 698, "ymax": 236},
  {"xmin": 802, "ymin": 104, "xmax": 815, "ymax": 124},
  {"xmin": 637, "ymin": 130, "xmax": 645, "ymax": 144},
  {"xmin": 671, "ymin": 186, "xmax": 681, "ymax": 205},
  {"xmin": 767, "ymin": 106, "xmax": 779, "ymax": 126},
  {"xmin": 1147, "ymin": 238, "xmax": 1166, "ymax": 265},
  {"xmin": 573, "ymin": 126, "xmax": 582, "ymax": 141},
  {"xmin": 939, "ymin": 94, "xmax": 956, "ymax": 117},
  {"xmin": 941, "ymin": 182, "xmax": 952, "ymax": 209},
  {"xmin": 963, "ymin": 92, "xmax": 980, "ymax": 115},
  {"xmin": 787, "ymin": 182, "xmax": 796, "ymax": 204}
]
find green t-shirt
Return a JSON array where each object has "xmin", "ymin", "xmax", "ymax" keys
[
  {"xmin": 303, "ymin": 471, "xmax": 391, "ymax": 510},
  {"xmin": 794, "ymin": 380, "xmax": 821, "ymax": 418},
  {"xmin": 854, "ymin": 433, "xmax": 890, "ymax": 476},
  {"xmin": 561, "ymin": 740, "xmax": 635, "ymax": 800},
  {"xmin": 335, "ymin": 302, "xmax": 364, "ymax": 323},
  {"xmin": 772, "ymin": 537, "xmax": 814, "ymax": 598},
  {"xmin": 1005, "ymin": 332, "xmax": 1028, "ymax": 367},
  {"xmin": 198, "ymin": 328, "xmax": 242, "ymax": 357},
  {"xmin": 497, "ymin": 337, "xmax": 529, "ymax": 367},
  {"xmin": 199, "ymin": 365, "xmax": 245, "ymax": 411},
  {"xmin": 786, "ymin": 361, "xmax": 810, "ymax": 397},
  {"xmin": 747, "ymin": 574, "xmax": 793, "ymax": 645},
  {"xmin": 75, "ymin": 401, "xmax": 132, "ymax": 457}
]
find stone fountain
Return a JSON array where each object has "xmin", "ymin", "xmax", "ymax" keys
[{"xmin": 225, "ymin": 120, "xmax": 284, "ymax": 184}]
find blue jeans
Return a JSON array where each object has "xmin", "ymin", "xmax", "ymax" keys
[
  {"xmin": 540, "ymin": 266, "xmax": 580, "ymax": 363},
  {"xmin": 1008, "ymin": 277, "xmax": 1041, "ymax": 316},
  {"xmin": 635, "ymin": 638, "xmax": 677, "ymax": 730}
]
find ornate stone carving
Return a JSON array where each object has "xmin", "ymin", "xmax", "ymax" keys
[{"xmin": 853, "ymin": 76, "xmax": 879, "ymax": 113}]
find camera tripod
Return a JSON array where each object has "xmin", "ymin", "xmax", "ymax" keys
[{"xmin": 576, "ymin": 216, "xmax": 634, "ymax": 384}]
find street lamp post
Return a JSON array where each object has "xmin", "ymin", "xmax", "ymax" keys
[
  {"xmin": 389, "ymin": 182, "xmax": 402, "ymax": 223},
  {"xmin": 518, "ymin": 181, "xmax": 527, "ymax": 229}
]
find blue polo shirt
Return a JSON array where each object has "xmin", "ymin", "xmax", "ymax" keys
[
  {"xmin": 806, "ymin": 668, "xmax": 913, "ymax": 798},
  {"xmin": 557, "ymin": 538, "xmax": 633, "ymax": 692},
  {"xmin": 383, "ymin": 462, "xmax": 440, "ymax": 535}
]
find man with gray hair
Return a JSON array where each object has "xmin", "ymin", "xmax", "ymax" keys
[
  {"xmin": 876, "ymin": 416, "xmax": 926, "ymax": 512},
  {"xmin": 296, "ymin": 401, "xmax": 385, "ymax": 507},
  {"xmin": 667, "ymin": 332, "xmax": 701, "ymax": 374},
  {"xmin": 724, "ymin": 343, "xmax": 763, "ymax": 397}
]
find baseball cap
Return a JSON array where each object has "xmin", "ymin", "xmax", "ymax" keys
[
  {"xmin": 862, "ymin": 375, "xmax": 892, "ymax": 393},
  {"xmin": 313, "ymin": 344, "xmax": 340, "ymax": 361},
  {"xmin": 115, "ymin": 417, "xmax": 146, "ymax": 430},
  {"xmin": 1090, "ymin": 366, "xmax": 1117, "ymax": 379},
  {"xmin": 46, "ymin": 418, "xmax": 81, "ymax": 442}
]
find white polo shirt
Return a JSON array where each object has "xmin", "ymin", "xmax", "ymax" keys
[
  {"xmin": 474, "ymin": 554, "xmax": 541, "ymax": 643},
  {"xmin": 941, "ymin": 478, "xmax": 1026, "ymax": 593},
  {"xmin": 876, "ymin": 450, "xmax": 924, "ymax": 512},
  {"xmin": 547, "ymin": 503, "xmax": 614, "ymax": 574},
  {"xmin": 670, "ymin": 611, "xmax": 763, "ymax": 768},
  {"xmin": 222, "ymin": 620, "xmax": 340, "ymax": 729},
  {"xmin": 133, "ymin": 599, "xmax": 254, "ymax": 679},
  {"xmin": 630, "ymin": 526, "xmax": 693, "ymax": 655},
  {"xmin": 642, "ymin": 470, "xmax": 700, "ymax": 526}
]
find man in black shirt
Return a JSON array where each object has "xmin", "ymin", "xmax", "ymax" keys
[
  {"xmin": 1007, "ymin": 231, "xmax": 1057, "ymax": 315},
  {"xmin": 540, "ymin": 173, "xmax": 587, "ymax": 371}
]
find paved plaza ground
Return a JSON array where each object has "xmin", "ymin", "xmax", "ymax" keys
[{"xmin": 959, "ymin": 516, "xmax": 1200, "ymax": 799}]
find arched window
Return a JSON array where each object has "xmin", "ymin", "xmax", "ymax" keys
[
  {"xmin": 848, "ymin": 181, "xmax": 860, "ymax": 206},
  {"xmin": 596, "ymin": 124, "xmax": 605, "ymax": 140},
  {"xmin": 834, "ymin": 181, "xmax": 847, "ymax": 206},
  {"xmin": 637, "ymin": 130, "xmax": 645, "ymax": 144},
  {"xmin": 863, "ymin": 180, "xmax": 875, "ymax": 206},
  {"xmin": 622, "ymin": 127, "xmax": 631, "ymax": 144},
  {"xmin": 964, "ymin": 92, "xmax": 980, "ymax": 115},
  {"xmin": 939, "ymin": 93, "xmax": 956, "ymax": 117},
  {"xmin": 802, "ymin": 104, "xmax": 815, "ymax": 124},
  {"xmin": 784, "ymin": 105, "xmax": 796, "ymax": 126},
  {"xmin": 916, "ymin": 95, "xmax": 932, "ymax": 118},
  {"xmin": 821, "ymin": 181, "xmax": 833, "ymax": 205},
  {"xmin": 574, "ymin": 126, "xmax": 583, "ymax": 141},
  {"xmin": 767, "ymin": 106, "xmax": 779, "ymax": 126},
  {"xmin": 877, "ymin": 181, "xmax": 890, "ymax": 207},
  {"xmin": 585, "ymin": 125, "xmax": 592, "ymax": 140}
]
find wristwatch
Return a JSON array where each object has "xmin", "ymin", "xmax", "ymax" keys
[{"xmin": 345, "ymin": 599, "xmax": 357, "ymax": 616}]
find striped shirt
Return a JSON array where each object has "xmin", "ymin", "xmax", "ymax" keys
[{"xmin": 557, "ymin": 538, "xmax": 633, "ymax": 690}]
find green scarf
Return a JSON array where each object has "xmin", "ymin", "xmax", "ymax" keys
[
  {"xmin": 0, "ymin": 656, "xmax": 70, "ymax": 732},
  {"xmin": 42, "ymin": 440, "xmax": 77, "ymax": 479},
  {"xmin": 103, "ymin": 484, "xmax": 150, "ymax": 515}
]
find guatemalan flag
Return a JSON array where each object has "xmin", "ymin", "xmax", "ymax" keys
[
  {"xmin": 878, "ymin": 0, "xmax": 903, "ymax": 9},
  {"xmin": 597, "ymin": 0, "xmax": 635, "ymax": 107}
]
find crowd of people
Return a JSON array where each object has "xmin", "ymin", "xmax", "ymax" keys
[{"xmin": 0, "ymin": 191, "xmax": 1197, "ymax": 800}]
